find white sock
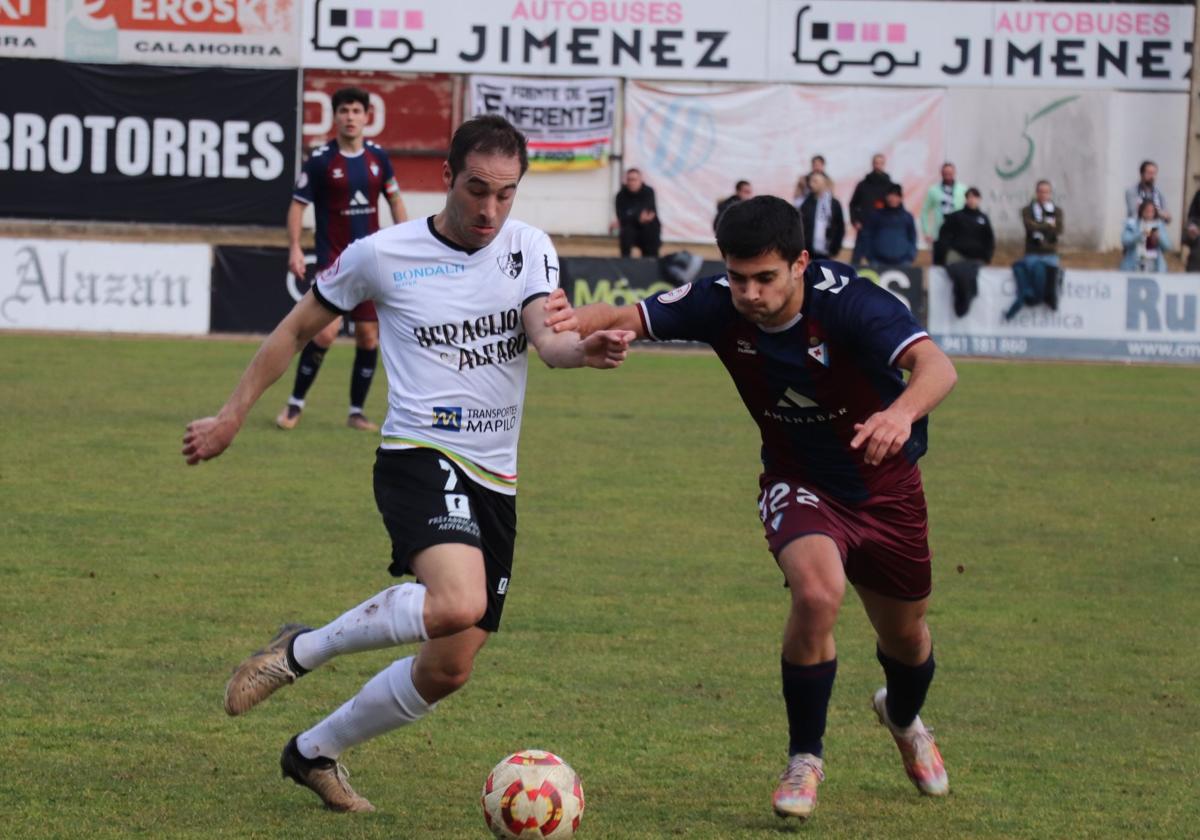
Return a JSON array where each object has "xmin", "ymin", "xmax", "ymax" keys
[
  {"xmin": 287, "ymin": 397, "xmax": 305, "ymax": 408},
  {"xmin": 292, "ymin": 583, "xmax": 428, "ymax": 671},
  {"xmin": 297, "ymin": 656, "xmax": 434, "ymax": 759}
]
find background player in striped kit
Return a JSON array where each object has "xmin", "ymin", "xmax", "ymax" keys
[{"xmin": 281, "ymin": 87, "xmax": 409, "ymax": 432}]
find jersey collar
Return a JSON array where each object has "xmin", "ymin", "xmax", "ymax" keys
[
  {"xmin": 757, "ymin": 310, "xmax": 803, "ymax": 334},
  {"xmin": 426, "ymin": 216, "xmax": 483, "ymax": 255}
]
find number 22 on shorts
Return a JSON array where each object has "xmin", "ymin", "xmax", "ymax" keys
[{"xmin": 758, "ymin": 482, "xmax": 820, "ymax": 524}]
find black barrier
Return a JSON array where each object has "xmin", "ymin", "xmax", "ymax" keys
[
  {"xmin": 211, "ymin": 246, "xmax": 313, "ymax": 334},
  {"xmin": 560, "ymin": 255, "xmax": 724, "ymax": 308},
  {"xmin": 0, "ymin": 60, "xmax": 297, "ymax": 225},
  {"xmin": 857, "ymin": 265, "xmax": 927, "ymax": 326}
]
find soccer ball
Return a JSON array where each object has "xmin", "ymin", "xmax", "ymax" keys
[{"xmin": 481, "ymin": 749, "xmax": 585, "ymax": 839}]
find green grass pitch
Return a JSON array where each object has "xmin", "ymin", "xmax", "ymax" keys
[{"xmin": 1, "ymin": 333, "xmax": 1198, "ymax": 839}]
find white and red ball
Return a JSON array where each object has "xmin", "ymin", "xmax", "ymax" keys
[{"xmin": 481, "ymin": 749, "xmax": 585, "ymax": 839}]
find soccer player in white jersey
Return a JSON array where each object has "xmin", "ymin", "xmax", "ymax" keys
[{"xmin": 181, "ymin": 116, "xmax": 633, "ymax": 812}]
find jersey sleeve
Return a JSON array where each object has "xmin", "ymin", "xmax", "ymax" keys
[
  {"xmin": 638, "ymin": 275, "xmax": 729, "ymax": 343},
  {"xmin": 834, "ymin": 273, "xmax": 928, "ymax": 368},
  {"xmin": 292, "ymin": 155, "xmax": 317, "ymax": 204},
  {"xmin": 379, "ymin": 149, "xmax": 400, "ymax": 197},
  {"xmin": 523, "ymin": 232, "xmax": 560, "ymax": 308},
  {"xmin": 312, "ymin": 236, "xmax": 377, "ymax": 314}
]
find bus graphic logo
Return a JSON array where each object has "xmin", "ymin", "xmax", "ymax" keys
[
  {"xmin": 312, "ymin": 0, "xmax": 439, "ymax": 63},
  {"xmin": 792, "ymin": 4, "xmax": 919, "ymax": 77}
]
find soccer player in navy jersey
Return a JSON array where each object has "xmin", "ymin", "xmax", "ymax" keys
[
  {"xmin": 551, "ymin": 196, "xmax": 958, "ymax": 820},
  {"xmin": 279, "ymin": 87, "xmax": 409, "ymax": 432}
]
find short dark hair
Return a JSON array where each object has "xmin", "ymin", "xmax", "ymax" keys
[
  {"xmin": 448, "ymin": 115, "xmax": 529, "ymax": 183},
  {"xmin": 1140, "ymin": 159, "xmax": 1156, "ymax": 176},
  {"xmin": 735, "ymin": 179, "xmax": 751, "ymax": 190},
  {"xmin": 887, "ymin": 182, "xmax": 903, "ymax": 197},
  {"xmin": 1138, "ymin": 199, "xmax": 1159, "ymax": 218},
  {"xmin": 1036, "ymin": 179, "xmax": 1052, "ymax": 190},
  {"xmin": 625, "ymin": 167, "xmax": 641, "ymax": 177},
  {"xmin": 965, "ymin": 187, "xmax": 981, "ymax": 199},
  {"xmin": 811, "ymin": 154, "xmax": 825, "ymax": 165},
  {"xmin": 716, "ymin": 196, "xmax": 806, "ymax": 264},
  {"xmin": 332, "ymin": 87, "xmax": 369, "ymax": 111}
]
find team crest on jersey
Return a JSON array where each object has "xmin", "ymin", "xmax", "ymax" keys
[
  {"xmin": 370, "ymin": 163, "xmax": 379, "ymax": 176},
  {"xmin": 808, "ymin": 343, "xmax": 830, "ymax": 367},
  {"xmin": 659, "ymin": 283, "xmax": 692, "ymax": 304},
  {"xmin": 497, "ymin": 251, "xmax": 524, "ymax": 278}
]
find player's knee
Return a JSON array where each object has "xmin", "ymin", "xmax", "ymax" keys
[
  {"xmin": 883, "ymin": 621, "xmax": 930, "ymax": 660},
  {"xmin": 424, "ymin": 594, "xmax": 487, "ymax": 638},
  {"xmin": 356, "ymin": 333, "xmax": 379, "ymax": 351},
  {"xmin": 789, "ymin": 585, "xmax": 842, "ymax": 629}
]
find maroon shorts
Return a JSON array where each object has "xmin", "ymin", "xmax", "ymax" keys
[
  {"xmin": 757, "ymin": 474, "xmax": 932, "ymax": 601},
  {"xmin": 349, "ymin": 300, "xmax": 378, "ymax": 322}
]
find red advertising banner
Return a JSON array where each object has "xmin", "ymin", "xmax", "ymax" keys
[{"xmin": 302, "ymin": 69, "xmax": 454, "ymax": 191}]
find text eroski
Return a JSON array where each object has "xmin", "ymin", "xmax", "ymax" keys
[{"xmin": 458, "ymin": 25, "xmax": 730, "ymax": 69}]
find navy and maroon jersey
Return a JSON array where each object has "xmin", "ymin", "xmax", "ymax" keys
[
  {"xmin": 639, "ymin": 260, "xmax": 931, "ymax": 505},
  {"xmin": 293, "ymin": 140, "xmax": 399, "ymax": 270}
]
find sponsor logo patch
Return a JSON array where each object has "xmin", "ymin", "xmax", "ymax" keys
[
  {"xmin": 432, "ymin": 406, "xmax": 462, "ymax": 431},
  {"xmin": 659, "ymin": 283, "xmax": 691, "ymax": 304}
]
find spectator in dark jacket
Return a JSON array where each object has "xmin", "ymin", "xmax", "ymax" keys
[
  {"xmin": 857, "ymin": 182, "xmax": 916, "ymax": 266},
  {"xmin": 935, "ymin": 187, "xmax": 994, "ymax": 316},
  {"xmin": 1007, "ymin": 180, "xmax": 1064, "ymax": 320},
  {"xmin": 849, "ymin": 153, "xmax": 892, "ymax": 263},
  {"xmin": 613, "ymin": 168, "xmax": 661, "ymax": 257},
  {"xmin": 798, "ymin": 173, "xmax": 844, "ymax": 260},
  {"xmin": 1185, "ymin": 188, "xmax": 1200, "ymax": 273},
  {"xmin": 714, "ymin": 180, "xmax": 752, "ymax": 232}
]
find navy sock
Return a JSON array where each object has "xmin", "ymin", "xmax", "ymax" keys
[
  {"xmin": 349, "ymin": 346, "xmax": 378, "ymax": 412},
  {"xmin": 781, "ymin": 657, "xmax": 837, "ymax": 758},
  {"xmin": 877, "ymin": 646, "xmax": 935, "ymax": 729},
  {"xmin": 292, "ymin": 341, "xmax": 328, "ymax": 402}
]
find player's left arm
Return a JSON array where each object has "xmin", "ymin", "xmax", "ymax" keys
[{"xmin": 850, "ymin": 339, "xmax": 958, "ymax": 466}]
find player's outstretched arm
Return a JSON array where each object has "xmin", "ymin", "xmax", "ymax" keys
[
  {"xmin": 546, "ymin": 301, "xmax": 646, "ymax": 339},
  {"xmin": 182, "ymin": 293, "xmax": 339, "ymax": 465},
  {"xmin": 850, "ymin": 340, "xmax": 958, "ymax": 466},
  {"xmin": 523, "ymin": 293, "xmax": 634, "ymax": 369}
]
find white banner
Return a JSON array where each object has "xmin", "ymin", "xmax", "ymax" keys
[
  {"xmin": 469, "ymin": 75, "xmax": 618, "ymax": 171},
  {"xmin": 768, "ymin": 1, "xmax": 1193, "ymax": 91},
  {"xmin": 301, "ymin": 0, "xmax": 768, "ymax": 80},
  {"xmin": 624, "ymin": 82, "xmax": 945, "ymax": 243},
  {"xmin": 0, "ymin": 0, "xmax": 55, "ymax": 58},
  {"xmin": 929, "ymin": 267, "xmax": 1200, "ymax": 364},
  {"xmin": 0, "ymin": 238, "xmax": 211, "ymax": 334}
]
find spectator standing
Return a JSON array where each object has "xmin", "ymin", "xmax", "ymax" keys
[
  {"xmin": 935, "ymin": 187, "xmax": 994, "ymax": 316},
  {"xmin": 1007, "ymin": 180, "xmax": 1064, "ymax": 320},
  {"xmin": 857, "ymin": 183, "xmax": 917, "ymax": 267},
  {"xmin": 794, "ymin": 155, "xmax": 832, "ymax": 205},
  {"xmin": 715, "ymin": 180, "xmax": 752, "ymax": 232},
  {"xmin": 920, "ymin": 162, "xmax": 967, "ymax": 243},
  {"xmin": 1120, "ymin": 200, "xmax": 1171, "ymax": 273},
  {"xmin": 849, "ymin": 153, "xmax": 893, "ymax": 263},
  {"xmin": 798, "ymin": 173, "xmax": 845, "ymax": 260},
  {"xmin": 1125, "ymin": 161, "xmax": 1170, "ymax": 222},
  {"xmin": 613, "ymin": 168, "xmax": 662, "ymax": 258},
  {"xmin": 1184, "ymin": 188, "xmax": 1200, "ymax": 272}
]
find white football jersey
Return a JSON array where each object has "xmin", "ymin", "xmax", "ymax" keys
[{"xmin": 313, "ymin": 216, "xmax": 559, "ymax": 495}]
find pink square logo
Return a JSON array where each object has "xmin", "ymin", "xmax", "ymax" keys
[
  {"xmin": 354, "ymin": 9, "xmax": 372, "ymax": 27},
  {"xmin": 862, "ymin": 23, "xmax": 880, "ymax": 42},
  {"xmin": 405, "ymin": 10, "xmax": 424, "ymax": 29},
  {"xmin": 886, "ymin": 23, "xmax": 906, "ymax": 43},
  {"xmin": 835, "ymin": 22, "xmax": 855, "ymax": 42},
  {"xmin": 380, "ymin": 9, "xmax": 398, "ymax": 28}
]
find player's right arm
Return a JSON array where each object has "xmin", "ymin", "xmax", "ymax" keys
[
  {"xmin": 549, "ymin": 303, "xmax": 646, "ymax": 340},
  {"xmin": 286, "ymin": 200, "xmax": 307, "ymax": 278},
  {"xmin": 182, "ymin": 293, "xmax": 338, "ymax": 465}
]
